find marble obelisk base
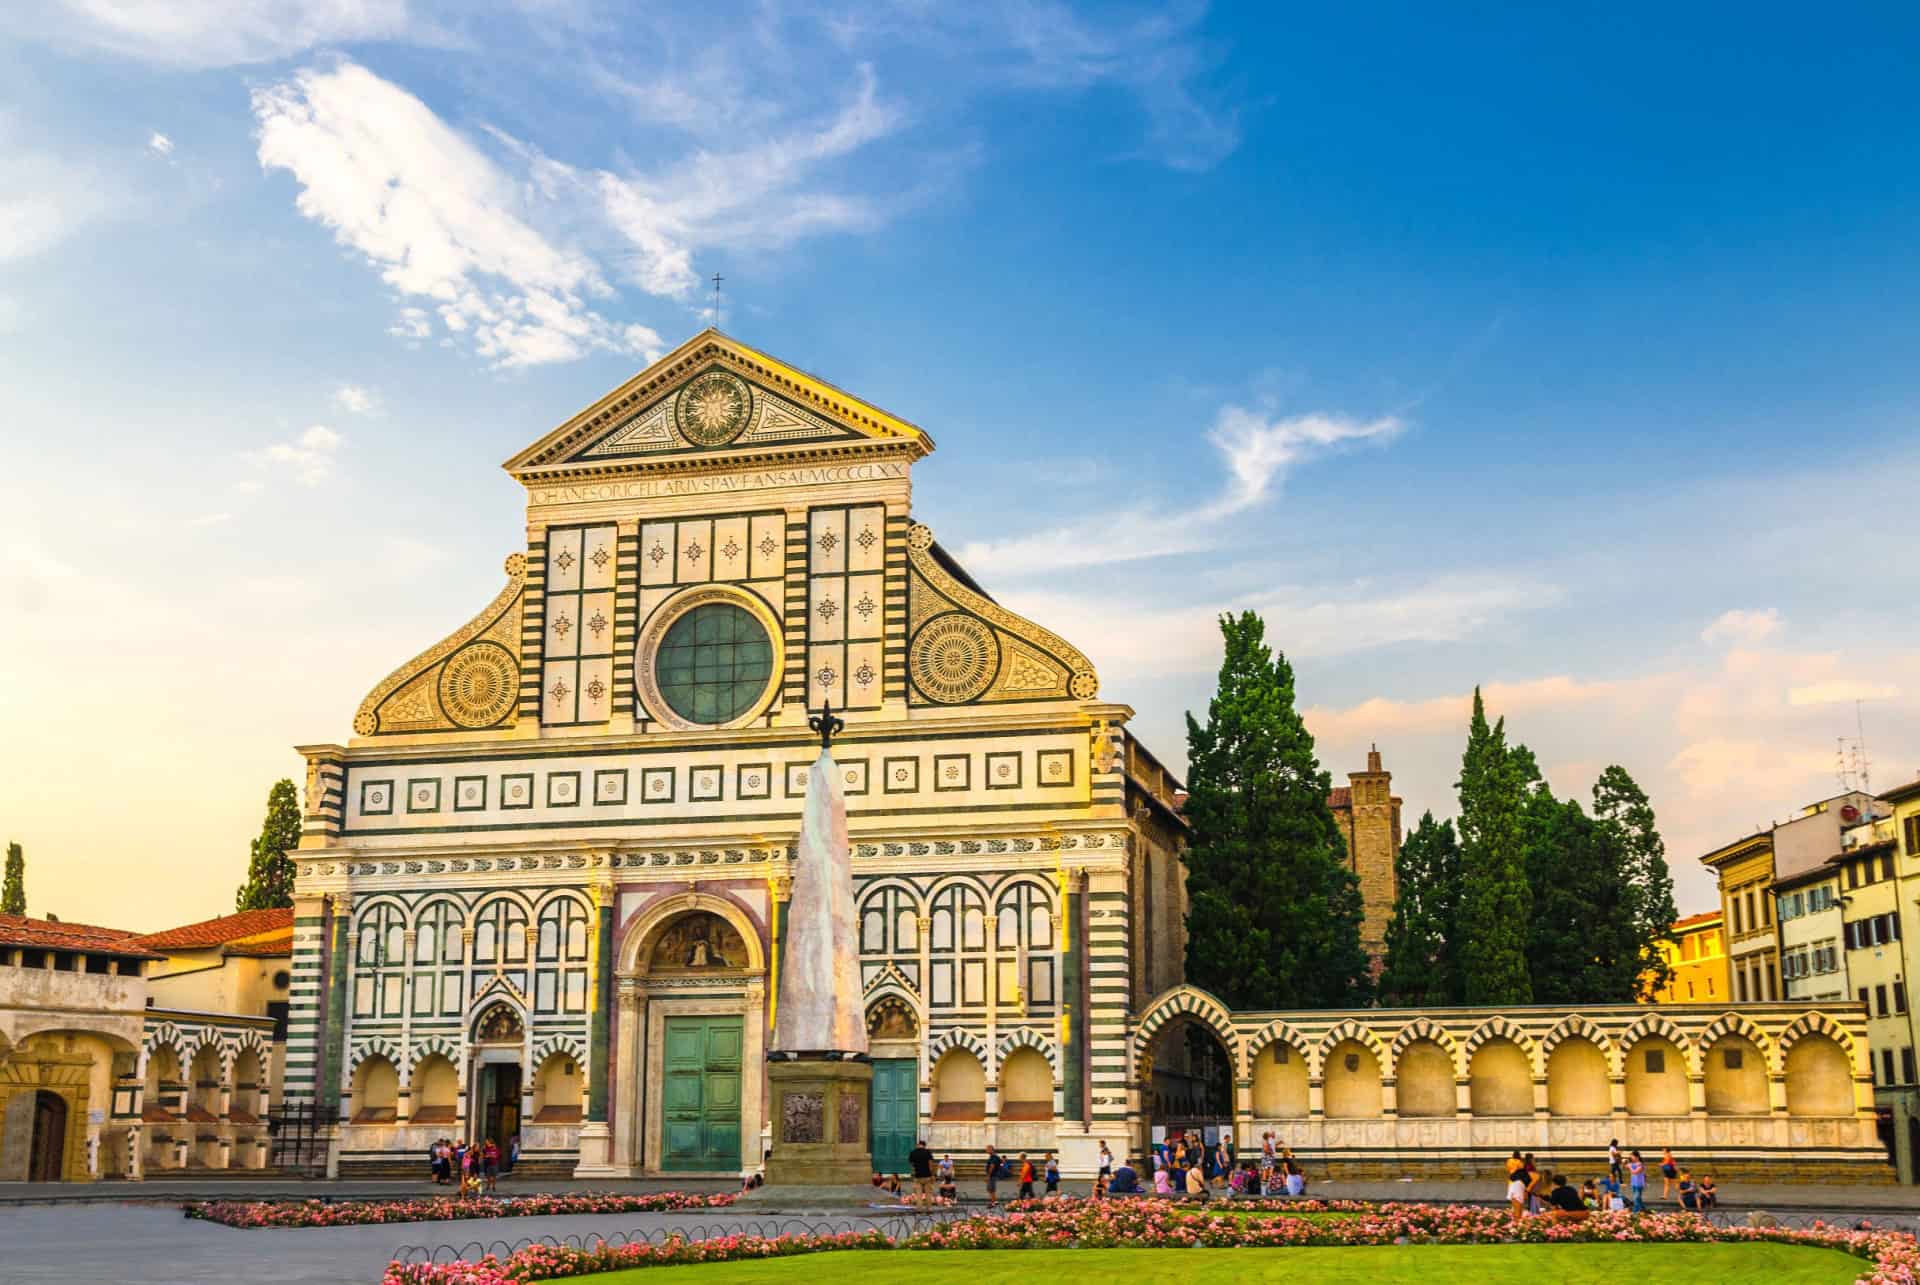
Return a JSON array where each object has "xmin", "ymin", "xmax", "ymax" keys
[{"xmin": 764, "ymin": 1056, "xmax": 872, "ymax": 1186}]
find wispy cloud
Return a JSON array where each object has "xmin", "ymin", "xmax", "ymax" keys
[
  {"xmin": 1701, "ymin": 607, "xmax": 1780, "ymax": 646},
  {"xmin": 959, "ymin": 403, "xmax": 1400, "ymax": 578},
  {"xmin": 146, "ymin": 130, "xmax": 173, "ymax": 156},
  {"xmin": 253, "ymin": 63, "xmax": 663, "ymax": 368},
  {"xmin": 333, "ymin": 384, "xmax": 379, "ymax": 415},
  {"xmin": 1787, "ymin": 679, "xmax": 1900, "ymax": 706},
  {"xmin": 36, "ymin": 0, "xmax": 414, "ymax": 68},
  {"xmin": 0, "ymin": 111, "xmax": 116, "ymax": 264},
  {"xmin": 250, "ymin": 424, "xmax": 344, "ymax": 485}
]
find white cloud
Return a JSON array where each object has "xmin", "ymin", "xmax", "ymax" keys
[
  {"xmin": 1787, "ymin": 679, "xmax": 1900, "ymax": 707},
  {"xmin": 36, "ymin": 0, "xmax": 413, "ymax": 67},
  {"xmin": 333, "ymin": 384, "xmax": 379, "ymax": 415},
  {"xmin": 1701, "ymin": 607, "xmax": 1780, "ymax": 647},
  {"xmin": 0, "ymin": 112, "xmax": 115, "ymax": 264},
  {"xmin": 253, "ymin": 62, "xmax": 653, "ymax": 368},
  {"xmin": 959, "ymin": 404, "xmax": 1401, "ymax": 578},
  {"xmin": 250, "ymin": 423, "xmax": 345, "ymax": 485},
  {"xmin": 147, "ymin": 131, "xmax": 173, "ymax": 156},
  {"xmin": 1009, "ymin": 571, "xmax": 1560, "ymax": 683}
]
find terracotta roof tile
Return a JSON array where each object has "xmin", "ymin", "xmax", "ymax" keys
[
  {"xmin": 130, "ymin": 907, "xmax": 294, "ymax": 950},
  {"xmin": 1670, "ymin": 910, "xmax": 1722, "ymax": 932},
  {"xmin": 225, "ymin": 932, "xmax": 293, "ymax": 958},
  {"xmin": 1327, "ymin": 787, "xmax": 1352, "ymax": 809},
  {"xmin": 0, "ymin": 914, "xmax": 162, "ymax": 958}
]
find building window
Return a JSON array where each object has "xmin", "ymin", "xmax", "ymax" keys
[
  {"xmin": 1904, "ymin": 1047, "xmax": 1917, "ymax": 1086},
  {"xmin": 1645, "ymin": 1049, "xmax": 1665, "ymax": 1074},
  {"xmin": 1724, "ymin": 1047, "xmax": 1744, "ymax": 1070},
  {"xmin": 1767, "ymin": 962, "xmax": 1778, "ymax": 1000},
  {"xmin": 1881, "ymin": 854, "xmax": 1895, "ymax": 882},
  {"xmin": 653, "ymin": 602, "xmax": 775, "ymax": 725},
  {"xmin": 1877, "ymin": 984, "xmax": 1890, "ymax": 1017},
  {"xmin": 1905, "ymin": 814, "xmax": 1920, "ymax": 857},
  {"xmin": 1882, "ymin": 1048, "xmax": 1896, "ymax": 1086},
  {"xmin": 1732, "ymin": 898, "xmax": 1744, "ymax": 935},
  {"xmin": 1898, "ymin": 982, "xmax": 1909, "ymax": 1015},
  {"xmin": 1738, "ymin": 971, "xmax": 1749, "ymax": 1003},
  {"xmin": 1848, "ymin": 862, "xmax": 1860, "ymax": 890},
  {"xmin": 1761, "ymin": 894, "xmax": 1772, "ymax": 927},
  {"xmin": 1860, "ymin": 986, "xmax": 1872, "ymax": 1010}
]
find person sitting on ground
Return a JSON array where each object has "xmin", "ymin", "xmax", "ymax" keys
[
  {"xmin": 1547, "ymin": 1173, "xmax": 1588, "ymax": 1221},
  {"xmin": 1185, "ymin": 1159, "xmax": 1209, "ymax": 1199},
  {"xmin": 1284, "ymin": 1158, "xmax": 1305, "ymax": 1197},
  {"xmin": 1108, "ymin": 1158, "xmax": 1141, "ymax": 1195},
  {"xmin": 1601, "ymin": 1174, "xmax": 1625, "ymax": 1212},
  {"xmin": 1153, "ymin": 1164, "xmax": 1174, "ymax": 1195},
  {"xmin": 1697, "ymin": 1175, "xmax": 1718, "ymax": 1210},
  {"xmin": 1676, "ymin": 1169, "xmax": 1699, "ymax": 1211},
  {"xmin": 937, "ymin": 1154, "xmax": 956, "ymax": 1202},
  {"xmin": 1580, "ymin": 1178, "xmax": 1598, "ymax": 1209}
]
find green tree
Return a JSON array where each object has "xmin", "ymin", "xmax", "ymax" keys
[
  {"xmin": 235, "ymin": 779, "xmax": 302, "ymax": 911},
  {"xmin": 1522, "ymin": 792, "xmax": 1626, "ymax": 1003},
  {"xmin": 1181, "ymin": 612, "xmax": 1372, "ymax": 1009},
  {"xmin": 1378, "ymin": 812, "xmax": 1462, "ymax": 1006},
  {"xmin": 1, "ymin": 842, "xmax": 24, "ymax": 915},
  {"xmin": 1592, "ymin": 765, "xmax": 1679, "ymax": 1000},
  {"xmin": 1454, "ymin": 688, "xmax": 1533, "ymax": 1005}
]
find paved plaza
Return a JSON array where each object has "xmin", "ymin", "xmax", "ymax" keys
[{"xmin": 1, "ymin": 1178, "xmax": 1916, "ymax": 1285}]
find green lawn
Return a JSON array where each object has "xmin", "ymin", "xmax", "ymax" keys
[{"xmin": 575, "ymin": 1244, "xmax": 1866, "ymax": 1284}]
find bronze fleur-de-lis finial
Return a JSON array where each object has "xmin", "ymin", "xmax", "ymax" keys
[{"xmin": 808, "ymin": 699, "xmax": 844, "ymax": 749}]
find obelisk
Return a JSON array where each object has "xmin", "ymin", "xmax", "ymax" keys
[{"xmin": 759, "ymin": 701, "xmax": 872, "ymax": 1191}]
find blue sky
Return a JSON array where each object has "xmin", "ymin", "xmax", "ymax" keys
[{"xmin": 3, "ymin": 2, "xmax": 1917, "ymax": 928}]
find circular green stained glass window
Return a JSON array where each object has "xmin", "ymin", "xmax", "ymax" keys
[{"xmin": 654, "ymin": 603, "xmax": 774, "ymax": 725}]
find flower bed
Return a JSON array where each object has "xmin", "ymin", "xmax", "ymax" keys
[
  {"xmin": 379, "ymin": 1198, "xmax": 1920, "ymax": 1285},
  {"xmin": 185, "ymin": 1190, "xmax": 739, "ymax": 1229}
]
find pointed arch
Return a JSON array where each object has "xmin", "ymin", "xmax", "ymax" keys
[
  {"xmin": 1698, "ymin": 1011, "xmax": 1773, "ymax": 1063},
  {"xmin": 1776, "ymin": 1011, "xmax": 1861, "ymax": 1075},
  {"xmin": 1241, "ymin": 1019, "xmax": 1314, "ymax": 1077},
  {"xmin": 406, "ymin": 1034, "xmax": 462, "ymax": 1079},
  {"xmin": 531, "ymin": 1033, "xmax": 587, "ymax": 1066},
  {"xmin": 1388, "ymin": 1018, "xmax": 1463, "ymax": 1077},
  {"xmin": 350, "ymin": 1036, "xmax": 404, "ymax": 1074},
  {"xmin": 1462, "ymin": 1016, "xmax": 1540, "ymax": 1075},
  {"xmin": 1541, "ymin": 1014, "xmax": 1617, "ymax": 1074},
  {"xmin": 1313, "ymin": 1019, "xmax": 1388, "ymax": 1080},
  {"xmin": 1620, "ymin": 1012, "xmax": 1693, "ymax": 1072},
  {"xmin": 927, "ymin": 1026, "xmax": 990, "ymax": 1068},
  {"xmin": 997, "ymin": 1026, "xmax": 1059, "ymax": 1073},
  {"xmin": 1133, "ymin": 984, "xmax": 1240, "ymax": 1076}
]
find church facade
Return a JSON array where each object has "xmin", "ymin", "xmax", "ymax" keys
[
  {"xmin": 284, "ymin": 331, "xmax": 1885, "ymax": 1182},
  {"xmin": 287, "ymin": 330, "xmax": 1195, "ymax": 1177}
]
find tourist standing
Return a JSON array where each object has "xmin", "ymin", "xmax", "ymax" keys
[
  {"xmin": 1627, "ymin": 1150, "xmax": 1647, "ymax": 1213},
  {"xmin": 1659, "ymin": 1146, "xmax": 1679, "ymax": 1198},
  {"xmin": 984, "ymin": 1145, "xmax": 1002, "ymax": 1207},
  {"xmin": 908, "ymin": 1138, "xmax": 935, "ymax": 1200},
  {"xmin": 1017, "ymin": 1152, "xmax": 1035, "ymax": 1200},
  {"xmin": 1506, "ymin": 1167, "xmax": 1527, "ymax": 1217},
  {"xmin": 1607, "ymin": 1138, "xmax": 1623, "ymax": 1183},
  {"xmin": 1044, "ymin": 1153, "xmax": 1060, "ymax": 1197},
  {"xmin": 1097, "ymin": 1140, "xmax": 1113, "ymax": 1194},
  {"xmin": 482, "ymin": 1137, "xmax": 499, "ymax": 1192}
]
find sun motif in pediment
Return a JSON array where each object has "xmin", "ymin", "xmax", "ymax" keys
[{"xmin": 675, "ymin": 370, "xmax": 753, "ymax": 446}]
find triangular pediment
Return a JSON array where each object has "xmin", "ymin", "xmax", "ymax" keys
[{"xmin": 505, "ymin": 330, "xmax": 933, "ymax": 478}]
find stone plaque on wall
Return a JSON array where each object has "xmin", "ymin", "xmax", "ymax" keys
[
  {"xmin": 838, "ymin": 1092, "xmax": 862, "ymax": 1144},
  {"xmin": 782, "ymin": 1092, "xmax": 823, "ymax": 1144}
]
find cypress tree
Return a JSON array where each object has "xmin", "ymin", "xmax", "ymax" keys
[
  {"xmin": 235, "ymin": 779, "xmax": 302, "ymax": 911},
  {"xmin": 1378, "ymin": 812, "xmax": 1462, "ymax": 1006},
  {"xmin": 1181, "ymin": 612, "xmax": 1372, "ymax": 1009},
  {"xmin": 1593, "ymin": 765, "xmax": 1679, "ymax": 1000},
  {"xmin": 1454, "ymin": 688, "xmax": 1533, "ymax": 1005},
  {"xmin": 1, "ymin": 842, "xmax": 24, "ymax": 915},
  {"xmin": 1522, "ymin": 792, "xmax": 1626, "ymax": 1003}
]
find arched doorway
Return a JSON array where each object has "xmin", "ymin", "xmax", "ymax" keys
[
  {"xmin": 29, "ymin": 1091, "xmax": 67, "ymax": 1182},
  {"xmin": 470, "ymin": 1001, "xmax": 525, "ymax": 1151},
  {"xmin": 865, "ymin": 997, "xmax": 919, "ymax": 1178},
  {"xmin": 1142, "ymin": 1018, "xmax": 1234, "ymax": 1165}
]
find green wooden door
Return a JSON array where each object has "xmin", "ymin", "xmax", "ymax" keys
[
  {"xmin": 869, "ymin": 1058, "xmax": 917, "ymax": 1178},
  {"xmin": 661, "ymin": 1016, "xmax": 743, "ymax": 1171}
]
